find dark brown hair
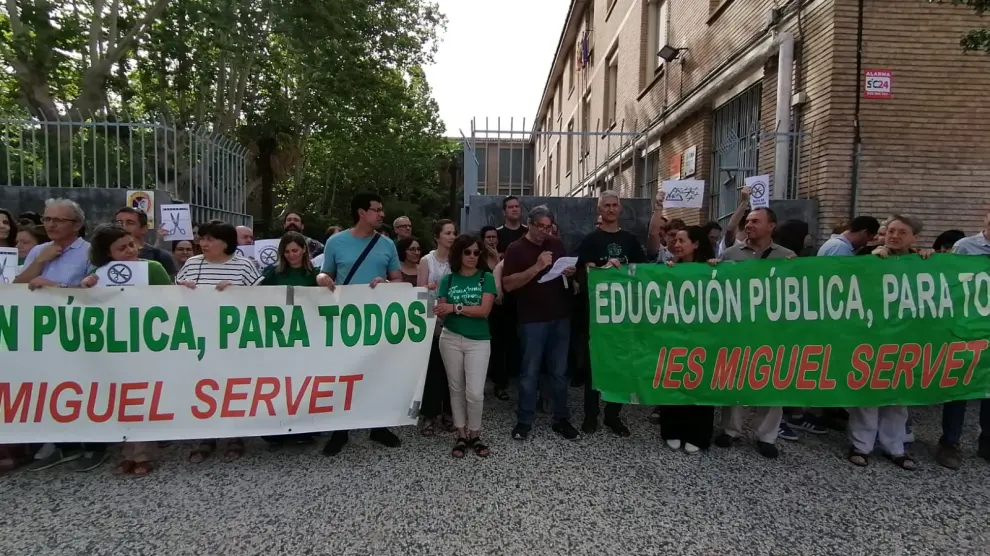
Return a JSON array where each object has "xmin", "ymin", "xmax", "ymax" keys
[
  {"xmin": 449, "ymin": 234, "xmax": 488, "ymax": 274},
  {"xmin": 276, "ymin": 231, "xmax": 313, "ymax": 273}
]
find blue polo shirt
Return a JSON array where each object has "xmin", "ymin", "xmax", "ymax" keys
[
  {"xmin": 817, "ymin": 235, "xmax": 855, "ymax": 257},
  {"xmin": 320, "ymin": 230, "xmax": 399, "ymax": 285},
  {"xmin": 22, "ymin": 237, "xmax": 92, "ymax": 286},
  {"xmin": 952, "ymin": 232, "xmax": 990, "ymax": 255}
]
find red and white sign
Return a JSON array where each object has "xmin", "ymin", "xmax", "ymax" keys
[{"xmin": 864, "ymin": 70, "xmax": 892, "ymax": 99}]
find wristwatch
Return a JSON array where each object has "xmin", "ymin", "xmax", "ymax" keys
[{"xmin": 454, "ymin": 304, "xmax": 464, "ymax": 315}]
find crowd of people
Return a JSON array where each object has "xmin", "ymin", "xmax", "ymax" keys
[{"xmin": 1, "ymin": 188, "xmax": 988, "ymax": 478}]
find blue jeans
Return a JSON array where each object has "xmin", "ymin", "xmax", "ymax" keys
[
  {"xmin": 940, "ymin": 399, "xmax": 990, "ymax": 446},
  {"xmin": 517, "ymin": 319, "xmax": 571, "ymax": 426}
]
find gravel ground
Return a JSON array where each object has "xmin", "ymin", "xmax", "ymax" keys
[{"xmin": 1, "ymin": 392, "xmax": 989, "ymax": 556}]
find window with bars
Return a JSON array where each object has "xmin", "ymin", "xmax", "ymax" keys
[{"xmin": 710, "ymin": 84, "xmax": 762, "ymax": 223}]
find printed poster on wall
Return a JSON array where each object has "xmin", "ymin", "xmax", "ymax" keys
[{"xmin": 682, "ymin": 146, "xmax": 697, "ymax": 177}]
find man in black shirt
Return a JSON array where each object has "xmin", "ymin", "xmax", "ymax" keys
[
  {"xmin": 115, "ymin": 207, "xmax": 177, "ymax": 277},
  {"xmin": 496, "ymin": 195, "xmax": 528, "ymax": 253},
  {"xmin": 576, "ymin": 191, "xmax": 646, "ymax": 437}
]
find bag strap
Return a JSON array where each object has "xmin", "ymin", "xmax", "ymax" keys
[
  {"xmin": 342, "ymin": 233, "xmax": 381, "ymax": 285},
  {"xmin": 759, "ymin": 247, "xmax": 774, "ymax": 260}
]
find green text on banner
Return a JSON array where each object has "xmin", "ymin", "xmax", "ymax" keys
[
  {"xmin": 0, "ymin": 284, "xmax": 434, "ymax": 442},
  {"xmin": 588, "ymin": 255, "xmax": 990, "ymax": 407}
]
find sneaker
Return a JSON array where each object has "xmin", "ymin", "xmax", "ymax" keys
[
  {"xmin": 935, "ymin": 444, "xmax": 962, "ymax": 470},
  {"xmin": 714, "ymin": 433, "xmax": 734, "ymax": 448},
  {"xmin": 581, "ymin": 415, "xmax": 598, "ymax": 435},
  {"xmin": 778, "ymin": 423, "xmax": 799, "ymax": 442},
  {"xmin": 25, "ymin": 448, "xmax": 81, "ymax": 472},
  {"xmin": 552, "ymin": 421, "xmax": 580, "ymax": 441},
  {"xmin": 322, "ymin": 431, "xmax": 349, "ymax": 457},
  {"xmin": 73, "ymin": 451, "xmax": 109, "ymax": 472},
  {"xmin": 683, "ymin": 442, "xmax": 700, "ymax": 454},
  {"xmin": 756, "ymin": 441, "xmax": 779, "ymax": 459},
  {"xmin": 665, "ymin": 438, "xmax": 682, "ymax": 451},
  {"xmin": 603, "ymin": 417, "xmax": 631, "ymax": 438},
  {"xmin": 511, "ymin": 424, "xmax": 531, "ymax": 441},
  {"xmin": 369, "ymin": 428, "xmax": 401, "ymax": 448},
  {"xmin": 789, "ymin": 416, "xmax": 828, "ymax": 435},
  {"xmin": 977, "ymin": 435, "xmax": 990, "ymax": 462}
]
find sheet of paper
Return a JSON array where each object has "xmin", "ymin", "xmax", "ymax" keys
[
  {"xmin": 537, "ymin": 256, "xmax": 579, "ymax": 284},
  {"xmin": 253, "ymin": 239, "xmax": 281, "ymax": 268},
  {"xmin": 160, "ymin": 204, "xmax": 194, "ymax": 241},
  {"xmin": 126, "ymin": 190, "xmax": 156, "ymax": 229},
  {"xmin": 746, "ymin": 175, "xmax": 771, "ymax": 209},
  {"xmin": 662, "ymin": 180, "xmax": 705, "ymax": 209},
  {"xmin": 235, "ymin": 244, "xmax": 255, "ymax": 260},
  {"xmin": 94, "ymin": 261, "xmax": 149, "ymax": 287},
  {"xmin": 0, "ymin": 247, "xmax": 17, "ymax": 284}
]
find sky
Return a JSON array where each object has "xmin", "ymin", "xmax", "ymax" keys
[{"xmin": 423, "ymin": 0, "xmax": 571, "ymax": 138}]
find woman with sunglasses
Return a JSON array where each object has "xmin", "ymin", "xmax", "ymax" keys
[{"xmin": 435, "ymin": 235, "xmax": 497, "ymax": 458}]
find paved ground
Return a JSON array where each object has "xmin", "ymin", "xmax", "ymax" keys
[{"xmin": 2, "ymin": 392, "xmax": 989, "ymax": 556}]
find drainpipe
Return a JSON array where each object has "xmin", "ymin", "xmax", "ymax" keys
[
  {"xmin": 773, "ymin": 32, "xmax": 794, "ymax": 200},
  {"xmin": 849, "ymin": 0, "xmax": 864, "ymax": 218}
]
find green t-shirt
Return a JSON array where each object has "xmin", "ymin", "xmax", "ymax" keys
[
  {"xmin": 260, "ymin": 266, "xmax": 319, "ymax": 286},
  {"xmin": 437, "ymin": 270, "xmax": 497, "ymax": 341}
]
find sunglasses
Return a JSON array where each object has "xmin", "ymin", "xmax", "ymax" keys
[{"xmin": 463, "ymin": 249, "xmax": 481, "ymax": 256}]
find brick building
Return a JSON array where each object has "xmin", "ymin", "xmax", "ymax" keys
[{"xmin": 527, "ymin": 0, "xmax": 990, "ymax": 241}]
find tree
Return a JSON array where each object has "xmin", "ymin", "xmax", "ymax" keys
[{"xmin": 935, "ymin": 0, "xmax": 990, "ymax": 53}]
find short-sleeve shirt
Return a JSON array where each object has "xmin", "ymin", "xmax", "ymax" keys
[
  {"xmin": 22, "ymin": 238, "xmax": 92, "ymax": 286},
  {"xmin": 438, "ymin": 270, "xmax": 497, "ymax": 340},
  {"xmin": 320, "ymin": 230, "xmax": 399, "ymax": 285},
  {"xmin": 502, "ymin": 235, "xmax": 571, "ymax": 324},
  {"xmin": 817, "ymin": 235, "xmax": 855, "ymax": 257},
  {"xmin": 497, "ymin": 225, "xmax": 528, "ymax": 254},
  {"xmin": 721, "ymin": 241, "xmax": 796, "ymax": 261},
  {"xmin": 175, "ymin": 254, "xmax": 263, "ymax": 285},
  {"xmin": 576, "ymin": 229, "xmax": 647, "ymax": 268},
  {"xmin": 952, "ymin": 232, "xmax": 990, "ymax": 255},
  {"xmin": 139, "ymin": 243, "xmax": 177, "ymax": 276}
]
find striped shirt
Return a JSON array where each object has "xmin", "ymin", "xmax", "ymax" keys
[{"xmin": 175, "ymin": 254, "xmax": 263, "ymax": 286}]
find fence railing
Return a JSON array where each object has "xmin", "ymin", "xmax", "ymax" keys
[{"xmin": 0, "ymin": 110, "xmax": 252, "ymax": 226}]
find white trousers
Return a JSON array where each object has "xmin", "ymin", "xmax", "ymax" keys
[
  {"xmin": 438, "ymin": 329, "xmax": 491, "ymax": 431},
  {"xmin": 721, "ymin": 406, "xmax": 783, "ymax": 444},
  {"xmin": 847, "ymin": 406, "xmax": 908, "ymax": 456}
]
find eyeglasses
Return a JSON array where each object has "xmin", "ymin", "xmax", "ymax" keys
[
  {"xmin": 533, "ymin": 223, "xmax": 553, "ymax": 231},
  {"xmin": 395, "ymin": 224, "xmax": 411, "ymax": 229},
  {"xmin": 42, "ymin": 216, "xmax": 76, "ymax": 225},
  {"xmin": 464, "ymin": 249, "xmax": 481, "ymax": 256}
]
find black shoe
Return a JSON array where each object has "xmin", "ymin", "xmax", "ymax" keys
[
  {"xmin": 978, "ymin": 435, "xmax": 990, "ymax": 462},
  {"xmin": 511, "ymin": 424, "xmax": 531, "ymax": 441},
  {"xmin": 369, "ymin": 428, "xmax": 401, "ymax": 448},
  {"xmin": 756, "ymin": 441, "xmax": 779, "ymax": 459},
  {"xmin": 552, "ymin": 421, "xmax": 580, "ymax": 441},
  {"xmin": 581, "ymin": 415, "xmax": 598, "ymax": 434},
  {"xmin": 322, "ymin": 431, "xmax": 349, "ymax": 457},
  {"xmin": 603, "ymin": 417, "xmax": 631, "ymax": 438},
  {"xmin": 494, "ymin": 386, "xmax": 510, "ymax": 401},
  {"xmin": 714, "ymin": 433, "xmax": 734, "ymax": 448},
  {"xmin": 647, "ymin": 407, "xmax": 662, "ymax": 425}
]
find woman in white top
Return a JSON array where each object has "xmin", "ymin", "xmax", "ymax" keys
[
  {"xmin": 416, "ymin": 219, "xmax": 456, "ymax": 435},
  {"xmin": 175, "ymin": 220, "xmax": 263, "ymax": 463}
]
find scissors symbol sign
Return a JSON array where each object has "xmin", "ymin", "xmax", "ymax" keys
[
  {"xmin": 107, "ymin": 263, "xmax": 133, "ymax": 285},
  {"xmin": 164, "ymin": 211, "xmax": 187, "ymax": 236},
  {"xmin": 751, "ymin": 182, "xmax": 767, "ymax": 198},
  {"xmin": 259, "ymin": 247, "xmax": 278, "ymax": 266}
]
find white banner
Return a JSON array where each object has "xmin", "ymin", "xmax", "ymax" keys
[{"xmin": 0, "ymin": 284, "xmax": 435, "ymax": 442}]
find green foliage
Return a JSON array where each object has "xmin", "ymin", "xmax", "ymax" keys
[
  {"xmin": 932, "ymin": 0, "xmax": 990, "ymax": 53},
  {"xmin": 0, "ymin": 0, "xmax": 452, "ymax": 225}
]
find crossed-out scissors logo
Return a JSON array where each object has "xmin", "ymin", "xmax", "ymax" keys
[
  {"xmin": 107, "ymin": 263, "xmax": 132, "ymax": 285},
  {"xmin": 259, "ymin": 247, "xmax": 278, "ymax": 266},
  {"xmin": 750, "ymin": 180, "xmax": 767, "ymax": 199}
]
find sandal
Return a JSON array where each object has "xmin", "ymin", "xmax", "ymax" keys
[
  {"xmin": 441, "ymin": 415, "xmax": 457, "ymax": 433},
  {"xmin": 113, "ymin": 460, "xmax": 136, "ymax": 475},
  {"xmin": 133, "ymin": 461, "xmax": 153, "ymax": 477},
  {"xmin": 419, "ymin": 419, "xmax": 437, "ymax": 437},
  {"xmin": 494, "ymin": 387, "xmax": 510, "ymax": 401},
  {"xmin": 848, "ymin": 448, "xmax": 870, "ymax": 467},
  {"xmin": 451, "ymin": 437, "xmax": 468, "ymax": 458},
  {"xmin": 888, "ymin": 454, "xmax": 917, "ymax": 470},
  {"xmin": 469, "ymin": 437, "xmax": 490, "ymax": 458},
  {"xmin": 223, "ymin": 440, "xmax": 246, "ymax": 462},
  {"xmin": 189, "ymin": 442, "xmax": 215, "ymax": 464}
]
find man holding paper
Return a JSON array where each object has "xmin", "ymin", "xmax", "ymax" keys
[
  {"xmin": 116, "ymin": 207, "xmax": 176, "ymax": 277},
  {"xmin": 502, "ymin": 205, "xmax": 579, "ymax": 442}
]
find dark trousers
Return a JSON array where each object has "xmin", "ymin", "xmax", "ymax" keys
[
  {"xmin": 488, "ymin": 304, "xmax": 509, "ymax": 388},
  {"xmin": 660, "ymin": 405, "xmax": 715, "ymax": 449},
  {"xmin": 421, "ymin": 335, "xmax": 451, "ymax": 419},
  {"xmin": 941, "ymin": 399, "xmax": 990, "ymax": 446}
]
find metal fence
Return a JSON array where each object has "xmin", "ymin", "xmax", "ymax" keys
[{"xmin": 0, "ymin": 110, "xmax": 252, "ymax": 226}]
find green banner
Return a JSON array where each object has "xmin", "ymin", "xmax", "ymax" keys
[{"xmin": 588, "ymin": 254, "xmax": 990, "ymax": 407}]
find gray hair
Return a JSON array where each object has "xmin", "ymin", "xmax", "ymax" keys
[
  {"xmin": 45, "ymin": 198, "xmax": 85, "ymax": 223},
  {"xmin": 528, "ymin": 204, "xmax": 554, "ymax": 224},
  {"xmin": 888, "ymin": 214, "xmax": 923, "ymax": 235},
  {"xmin": 598, "ymin": 190, "xmax": 620, "ymax": 206}
]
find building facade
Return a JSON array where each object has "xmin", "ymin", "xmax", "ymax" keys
[{"xmin": 529, "ymin": 0, "xmax": 990, "ymax": 240}]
